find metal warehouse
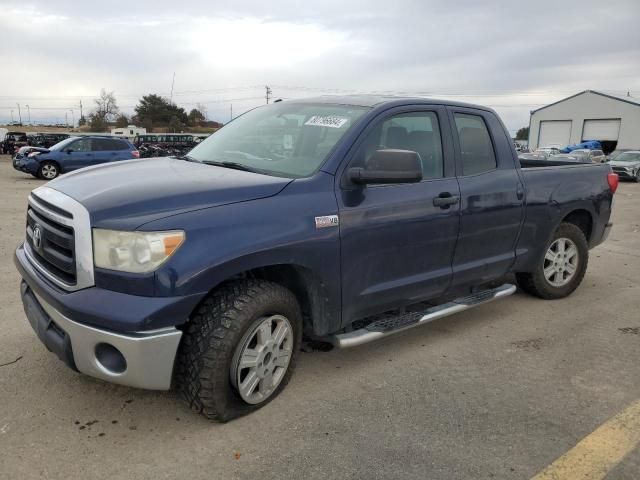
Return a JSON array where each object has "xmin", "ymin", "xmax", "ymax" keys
[{"xmin": 528, "ymin": 90, "xmax": 640, "ymax": 153}]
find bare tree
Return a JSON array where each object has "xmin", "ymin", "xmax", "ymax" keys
[
  {"xmin": 94, "ymin": 89, "xmax": 119, "ymax": 122},
  {"xmin": 196, "ymin": 103, "xmax": 208, "ymax": 120}
]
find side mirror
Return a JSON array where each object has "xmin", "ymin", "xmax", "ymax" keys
[
  {"xmin": 66, "ymin": 148, "xmax": 74, "ymax": 154},
  {"xmin": 348, "ymin": 149, "xmax": 423, "ymax": 185}
]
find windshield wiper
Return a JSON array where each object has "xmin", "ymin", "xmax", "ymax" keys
[
  {"xmin": 200, "ymin": 160, "xmax": 263, "ymax": 173},
  {"xmin": 173, "ymin": 154, "xmax": 198, "ymax": 162}
]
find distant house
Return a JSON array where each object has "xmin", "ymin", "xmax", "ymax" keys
[{"xmin": 111, "ymin": 125, "xmax": 146, "ymax": 138}]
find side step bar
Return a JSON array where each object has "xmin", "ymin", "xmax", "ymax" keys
[{"xmin": 331, "ymin": 283, "xmax": 517, "ymax": 348}]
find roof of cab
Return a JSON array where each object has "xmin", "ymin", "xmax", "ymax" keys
[{"xmin": 289, "ymin": 95, "xmax": 492, "ymax": 111}]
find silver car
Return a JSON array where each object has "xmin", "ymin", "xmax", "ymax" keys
[
  {"xmin": 569, "ymin": 149, "xmax": 606, "ymax": 163},
  {"xmin": 609, "ymin": 151, "xmax": 640, "ymax": 182}
]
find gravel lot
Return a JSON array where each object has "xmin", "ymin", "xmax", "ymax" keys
[{"xmin": 0, "ymin": 156, "xmax": 639, "ymax": 479}]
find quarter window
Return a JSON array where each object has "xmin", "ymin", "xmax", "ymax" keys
[
  {"xmin": 454, "ymin": 113, "xmax": 497, "ymax": 175},
  {"xmin": 352, "ymin": 111, "xmax": 444, "ymax": 179}
]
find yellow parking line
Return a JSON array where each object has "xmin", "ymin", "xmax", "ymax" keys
[{"xmin": 531, "ymin": 399, "xmax": 640, "ymax": 479}]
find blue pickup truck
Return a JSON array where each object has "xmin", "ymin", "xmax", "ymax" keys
[{"xmin": 14, "ymin": 96, "xmax": 617, "ymax": 421}]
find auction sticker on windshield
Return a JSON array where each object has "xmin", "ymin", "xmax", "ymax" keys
[{"xmin": 305, "ymin": 116, "xmax": 349, "ymax": 128}]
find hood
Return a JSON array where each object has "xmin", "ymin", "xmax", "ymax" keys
[
  {"xmin": 609, "ymin": 160, "xmax": 640, "ymax": 168},
  {"xmin": 47, "ymin": 157, "xmax": 293, "ymax": 229}
]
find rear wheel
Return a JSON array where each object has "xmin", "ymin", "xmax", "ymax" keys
[
  {"xmin": 175, "ymin": 280, "xmax": 302, "ymax": 422},
  {"xmin": 38, "ymin": 162, "xmax": 59, "ymax": 180},
  {"xmin": 516, "ymin": 222, "xmax": 589, "ymax": 299}
]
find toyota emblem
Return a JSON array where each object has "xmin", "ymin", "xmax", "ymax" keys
[{"xmin": 32, "ymin": 224, "xmax": 43, "ymax": 250}]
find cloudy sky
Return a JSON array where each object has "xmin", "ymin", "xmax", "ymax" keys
[{"xmin": 1, "ymin": 0, "xmax": 639, "ymax": 133}]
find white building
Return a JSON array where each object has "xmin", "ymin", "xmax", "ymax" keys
[
  {"xmin": 528, "ymin": 90, "xmax": 640, "ymax": 153},
  {"xmin": 111, "ymin": 125, "xmax": 146, "ymax": 138}
]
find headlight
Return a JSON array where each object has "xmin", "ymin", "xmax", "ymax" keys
[{"xmin": 93, "ymin": 229, "xmax": 185, "ymax": 273}]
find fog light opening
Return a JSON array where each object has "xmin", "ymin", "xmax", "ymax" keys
[{"xmin": 95, "ymin": 343, "xmax": 127, "ymax": 374}]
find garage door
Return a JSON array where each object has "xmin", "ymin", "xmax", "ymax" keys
[
  {"xmin": 538, "ymin": 120, "xmax": 572, "ymax": 147},
  {"xmin": 582, "ymin": 119, "xmax": 621, "ymax": 141}
]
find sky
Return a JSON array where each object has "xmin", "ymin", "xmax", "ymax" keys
[{"xmin": 1, "ymin": 0, "xmax": 639, "ymax": 134}]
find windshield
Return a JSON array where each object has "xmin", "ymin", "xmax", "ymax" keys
[
  {"xmin": 187, "ymin": 102, "xmax": 369, "ymax": 177},
  {"xmin": 49, "ymin": 137, "xmax": 78, "ymax": 151},
  {"xmin": 615, "ymin": 152, "xmax": 640, "ymax": 162}
]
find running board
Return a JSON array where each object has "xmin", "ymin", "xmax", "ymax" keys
[{"xmin": 331, "ymin": 283, "xmax": 517, "ymax": 348}]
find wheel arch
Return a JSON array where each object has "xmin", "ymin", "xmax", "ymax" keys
[
  {"xmin": 561, "ymin": 208, "xmax": 594, "ymax": 242},
  {"xmin": 188, "ymin": 263, "xmax": 337, "ymax": 337}
]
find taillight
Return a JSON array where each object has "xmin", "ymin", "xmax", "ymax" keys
[
  {"xmin": 607, "ymin": 172, "xmax": 619, "ymax": 193},
  {"xmin": 132, "ymin": 150, "xmax": 140, "ymax": 158}
]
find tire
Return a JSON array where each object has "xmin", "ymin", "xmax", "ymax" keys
[
  {"xmin": 175, "ymin": 279, "xmax": 302, "ymax": 422},
  {"xmin": 516, "ymin": 222, "xmax": 589, "ymax": 300},
  {"xmin": 38, "ymin": 161, "xmax": 60, "ymax": 180}
]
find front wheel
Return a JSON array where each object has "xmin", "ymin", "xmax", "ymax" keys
[
  {"xmin": 38, "ymin": 162, "xmax": 60, "ymax": 180},
  {"xmin": 516, "ymin": 222, "xmax": 589, "ymax": 299},
  {"xmin": 175, "ymin": 280, "xmax": 302, "ymax": 422}
]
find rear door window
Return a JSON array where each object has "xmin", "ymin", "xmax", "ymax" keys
[
  {"xmin": 93, "ymin": 139, "xmax": 115, "ymax": 151},
  {"xmin": 453, "ymin": 113, "xmax": 497, "ymax": 176}
]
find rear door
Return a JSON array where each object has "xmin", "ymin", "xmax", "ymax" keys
[
  {"xmin": 447, "ymin": 108, "xmax": 525, "ymax": 288},
  {"xmin": 337, "ymin": 106, "xmax": 461, "ymax": 322}
]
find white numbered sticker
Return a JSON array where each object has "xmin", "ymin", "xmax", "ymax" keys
[{"xmin": 304, "ymin": 116, "xmax": 348, "ymax": 128}]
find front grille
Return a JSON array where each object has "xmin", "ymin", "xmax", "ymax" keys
[{"xmin": 26, "ymin": 205, "xmax": 76, "ymax": 285}]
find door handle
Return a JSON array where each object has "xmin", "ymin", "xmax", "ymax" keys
[
  {"xmin": 516, "ymin": 183, "xmax": 524, "ymax": 200},
  {"xmin": 433, "ymin": 193, "xmax": 460, "ymax": 208}
]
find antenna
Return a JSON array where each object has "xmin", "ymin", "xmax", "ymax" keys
[{"xmin": 265, "ymin": 85, "xmax": 272, "ymax": 104}]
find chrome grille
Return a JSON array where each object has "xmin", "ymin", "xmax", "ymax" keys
[
  {"xmin": 26, "ymin": 204, "xmax": 76, "ymax": 284},
  {"xmin": 25, "ymin": 186, "xmax": 95, "ymax": 291}
]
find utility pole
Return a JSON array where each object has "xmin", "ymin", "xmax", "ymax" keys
[
  {"xmin": 170, "ymin": 72, "xmax": 176, "ymax": 103},
  {"xmin": 69, "ymin": 109, "xmax": 75, "ymax": 127},
  {"xmin": 17, "ymin": 103, "xmax": 22, "ymax": 124},
  {"xmin": 26, "ymin": 105, "xmax": 31, "ymax": 124},
  {"xmin": 265, "ymin": 85, "xmax": 272, "ymax": 104},
  {"xmin": 230, "ymin": 104, "xmax": 233, "ymax": 121},
  {"xmin": 79, "ymin": 100, "xmax": 83, "ymax": 122},
  {"xmin": 65, "ymin": 111, "xmax": 68, "ymax": 127},
  {"xmin": 10, "ymin": 110, "xmax": 14, "ymax": 123}
]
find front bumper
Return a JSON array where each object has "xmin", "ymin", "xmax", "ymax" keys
[
  {"xmin": 611, "ymin": 168, "xmax": 637, "ymax": 179},
  {"xmin": 14, "ymin": 243, "xmax": 205, "ymax": 390},
  {"xmin": 21, "ymin": 282, "xmax": 182, "ymax": 390},
  {"xmin": 12, "ymin": 156, "xmax": 37, "ymax": 174}
]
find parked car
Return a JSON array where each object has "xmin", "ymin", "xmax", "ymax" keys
[
  {"xmin": 1, "ymin": 131, "xmax": 28, "ymax": 154},
  {"xmin": 519, "ymin": 152, "xmax": 549, "ymax": 161},
  {"xmin": 549, "ymin": 153, "xmax": 590, "ymax": 163},
  {"xmin": 608, "ymin": 151, "xmax": 640, "ymax": 182},
  {"xmin": 14, "ymin": 97, "xmax": 616, "ymax": 421},
  {"xmin": 536, "ymin": 146, "xmax": 564, "ymax": 156},
  {"xmin": 12, "ymin": 136, "xmax": 139, "ymax": 179},
  {"xmin": 133, "ymin": 134, "xmax": 199, "ymax": 158},
  {"xmin": 28, "ymin": 133, "xmax": 70, "ymax": 148},
  {"xmin": 567, "ymin": 148, "xmax": 606, "ymax": 163}
]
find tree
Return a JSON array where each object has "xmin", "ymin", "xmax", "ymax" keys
[
  {"xmin": 115, "ymin": 114, "xmax": 129, "ymax": 128},
  {"xmin": 187, "ymin": 108, "xmax": 205, "ymax": 126},
  {"xmin": 169, "ymin": 115, "xmax": 182, "ymax": 132},
  {"xmin": 134, "ymin": 94, "xmax": 188, "ymax": 127},
  {"xmin": 88, "ymin": 113, "xmax": 108, "ymax": 132},
  {"xmin": 78, "ymin": 115, "xmax": 87, "ymax": 127},
  {"xmin": 94, "ymin": 89, "xmax": 119, "ymax": 122},
  {"xmin": 515, "ymin": 127, "xmax": 529, "ymax": 141}
]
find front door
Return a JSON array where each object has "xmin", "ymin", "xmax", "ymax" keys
[
  {"xmin": 64, "ymin": 138, "xmax": 94, "ymax": 171},
  {"xmin": 337, "ymin": 107, "xmax": 461, "ymax": 323}
]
